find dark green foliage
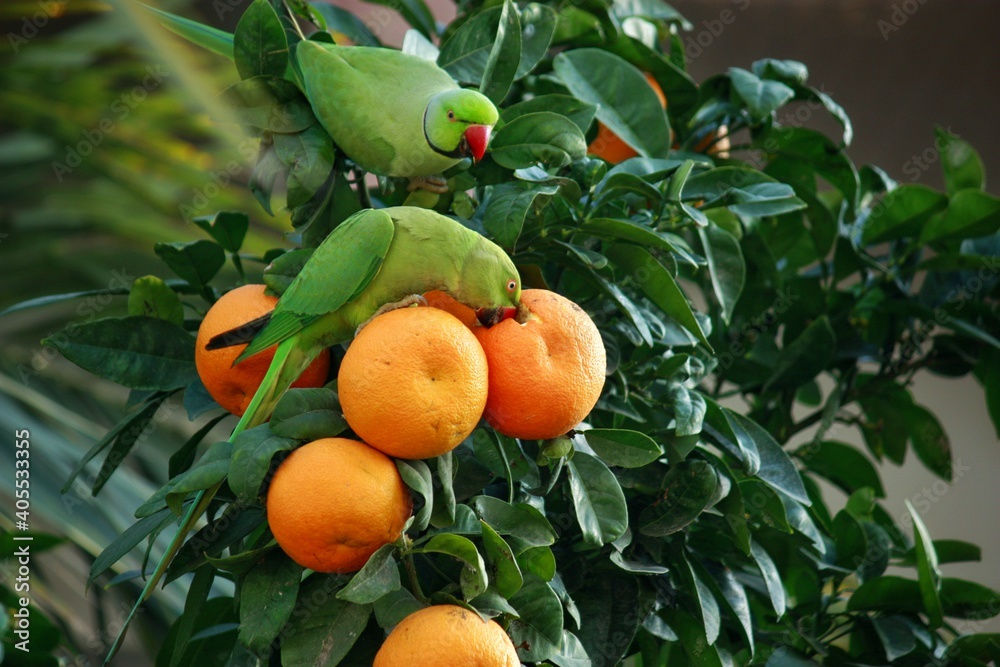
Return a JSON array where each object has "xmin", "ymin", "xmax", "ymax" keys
[{"xmin": 13, "ymin": 0, "xmax": 1000, "ymax": 665}]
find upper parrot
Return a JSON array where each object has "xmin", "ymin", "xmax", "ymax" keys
[
  {"xmin": 207, "ymin": 206, "xmax": 521, "ymax": 431},
  {"xmin": 294, "ymin": 41, "xmax": 499, "ymax": 191}
]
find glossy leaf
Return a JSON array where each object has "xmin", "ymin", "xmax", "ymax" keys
[
  {"xmin": 698, "ymin": 223, "xmax": 745, "ymax": 325},
  {"xmin": 582, "ymin": 429, "xmax": 662, "ymax": 468},
  {"xmin": 480, "ymin": 0, "xmax": 521, "ymax": 104},
  {"xmin": 281, "ymin": 579, "xmax": 371, "ymax": 667},
  {"xmin": 483, "ymin": 182, "xmax": 559, "ymax": 249},
  {"xmin": 338, "ymin": 545, "xmax": 401, "ymax": 605},
  {"xmin": 44, "ymin": 317, "xmax": 196, "ymax": 391},
  {"xmin": 936, "ymin": 126, "xmax": 985, "ymax": 193},
  {"xmin": 269, "ymin": 387, "xmax": 346, "ymax": 441},
  {"xmin": 566, "ymin": 452, "xmax": 629, "ymax": 546},
  {"xmin": 234, "ymin": 0, "xmax": 287, "ymax": 80},
  {"xmin": 638, "ymin": 459, "xmax": 718, "ymax": 536},
  {"xmin": 729, "ymin": 67, "xmax": 794, "ymax": 121},
  {"xmin": 907, "ymin": 498, "xmax": 944, "ymax": 627},
  {"xmin": 239, "ymin": 550, "xmax": 302, "ymax": 653},
  {"xmin": 508, "ymin": 574, "xmax": 564, "ymax": 662},
  {"xmin": 490, "ymin": 112, "xmax": 587, "ymax": 169},
  {"xmin": 416, "ymin": 534, "xmax": 488, "ymax": 600},
  {"xmin": 554, "ymin": 48, "xmax": 671, "ymax": 157},
  {"xmin": 228, "ymin": 426, "xmax": 297, "ymax": 503}
]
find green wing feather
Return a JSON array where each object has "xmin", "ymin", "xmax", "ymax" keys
[{"xmin": 237, "ymin": 209, "xmax": 395, "ymax": 361}]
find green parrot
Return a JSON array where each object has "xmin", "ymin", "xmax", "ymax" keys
[
  {"xmin": 294, "ymin": 41, "xmax": 499, "ymax": 192},
  {"xmin": 211, "ymin": 205, "xmax": 522, "ymax": 432}
]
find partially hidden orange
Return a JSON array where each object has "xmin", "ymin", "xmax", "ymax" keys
[
  {"xmin": 266, "ymin": 437, "xmax": 411, "ymax": 573},
  {"xmin": 474, "ymin": 289, "xmax": 606, "ymax": 440},
  {"xmin": 338, "ymin": 306, "xmax": 488, "ymax": 459},
  {"xmin": 374, "ymin": 605, "xmax": 520, "ymax": 667},
  {"xmin": 195, "ymin": 284, "xmax": 330, "ymax": 416},
  {"xmin": 588, "ymin": 72, "xmax": 667, "ymax": 164}
]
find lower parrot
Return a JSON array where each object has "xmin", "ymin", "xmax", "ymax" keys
[
  {"xmin": 119, "ymin": 207, "xmax": 522, "ymax": 655},
  {"xmin": 294, "ymin": 41, "xmax": 499, "ymax": 192},
  {"xmin": 212, "ymin": 205, "xmax": 522, "ymax": 432}
]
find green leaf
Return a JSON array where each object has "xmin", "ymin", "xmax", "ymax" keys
[
  {"xmin": 638, "ymin": 459, "xmax": 718, "ymax": 536},
  {"xmin": 228, "ymin": 425, "xmax": 297, "ymax": 503},
  {"xmin": 662, "ymin": 608, "xmax": 724, "ymax": 667},
  {"xmin": 921, "ymin": 189, "xmax": 1000, "ymax": 244},
  {"xmin": 698, "ymin": 223, "xmax": 745, "ymax": 325},
  {"xmin": 239, "ymin": 550, "xmax": 302, "ymax": 654},
  {"xmin": 936, "ymin": 126, "xmax": 985, "ymax": 193},
  {"xmin": 363, "ymin": 0, "xmax": 436, "ymax": 39},
  {"xmin": 397, "ymin": 459, "xmax": 434, "ymax": 533},
  {"xmin": 516, "ymin": 4, "xmax": 557, "ymax": 79},
  {"xmin": 480, "ymin": 521, "xmax": 523, "ymax": 598},
  {"xmin": 141, "ymin": 3, "xmax": 234, "ymax": 59},
  {"xmin": 165, "ymin": 441, "xmax": 232, "ymax": 513},
  {"xmin": 264, "ymin": 248, "xmax": 314, "ymax": 296},
  {"xmin": 675, "ymin": 552, "xmax": 720, "ymax": 644},
  {"xmin": 801, "ymin": 440, "xmax": 885, "ymax": 498},
  {"xmin": 309, "ymin": 3, "xmax": 382, "ymax": 46},
  {"xmin": 167, "ymin": 506, "xmax": 265, "ymax": 582},
  {"xmin": 490, "ymin": 112, "xmax": 587, "ymax": 170},
  {"xmin": 899, "ymin": 539, "xmax": 982, "ymax": 567},
  {"xmin": 281, "ymin": 578, "xmax": 371, "ymax": 667},
  {"xmin": 338, "ymin": 544, "xmax": 401, "ymax": 604},
  {"xmin": 416, "ymin": 534, "xmax": 488, "ymax": 600},
  {"xmin": 508, "ymin": 574, "xmax": 565, "ymax": 663},
  {"xmin": 606, "ymin": 243, "xmax": 712, "ymax": 349},
  {"xmin": 483, "ymin": 182, "xmax": 560, "ymax": 249},
  {"xmin": 170, "ymin": 566, "xmax": 215, "ymax": 667},
  {"xmin": 871, "ymin": 616, "xmax": 917, "ymax": 662},
  {"xmin": 861, "ymin": 184, "xmax": 948, "ymax": 245},
  {"xmin": 128, "ymin": 275, "xmax": 184, "ymax": 326},
  {"xmin": 554, "ymin": 48, "xmax": 670, "ymax": 157},
  {"xmin": 574, "ymin": 571, "xmax": 640, "ymax": 667},
  {"xmin": 849, "ymin": 576, "xmax": 1000, "ymax": 621},
  {"xmin": 906, "ymin": 498, "xmax": 943, "ymax": 627},
  {"xmin": 234, "ymin": 0, "xmax": 288, "ymax": 80},
  {"xmin": 219, "ymin": 77, "xmax": 316, "ymax": 132},
  {"xmin": 765, "ymin": 316, "xmax": 836, "ymax": 391},
  {"xmin": 438, "ymin": 6, "xmax": 505, "ymax": 84},
  {"xmin": 763, "ymin": 127, "xmax": 860, "ymax": 210},
  {"xmin": 583, "ymin": 428, "xmax": 662, "ymax": 468},
  {"xmin": 950, "ymin": 634, "xmax": 1000, "ymax": 662},
  {"xmin": 88, "ymin": 509, "xmax": 172, "ymax": 588},
  {"xmin": 274, "ymin": 128, "xmax": 337, "ymax": 208},
  {"xmin": 669, "ymin": 384, "xmax": 706, "ymax": 436},
  {"xmin": 195, "ymin": 211, "xmax": 249, "ymax": 253},
  {"xmin": 752, "ymin": 58, "xmax": 808, "ymax": 85},
  {"xmin": 480, "ymin": 0, "xmax": 522, "ymax": 104},
  {"xmin": 44, "ymin": 316, "xmax": 195, "ymax": 391},
  {"xmin": 566, "ymin": 452, "xmax": 629, "ymax": 547},
  {"xmin": 902, "ymin": 402, "xmax": 953, "ymax": 480},
  {"xmin": 502, "ymin": 95, "xmax": 597, "ymax": 134},
  {"xmin": 270, "ymin": 388, "xmax": 345, "ymax": 441},
  {"xmin": 373, "ymin": 587, "xmax": 424, "ymax": 629},
  {"xmin": 154, "ymin": 240, "xmax": 226, "ymax": 291},
  {"xmin": 729, "ymin": 67, "xmax": 794, "ymax": 121},
  {"xmin": 727, "ymin": 411, "xmax": 810, "ymax": 505},
  {"xmin": 939, "ymin": 579, "xmax": 1000, "ymax": 620},
  {"xmin": 703, "ymin": 396, "xmax": 759, "ymax": 474},
  {"xmin": 431, "ymin": 452, "xmax": 457, "ymax": 528},
  {"xmin": 709, "ymin": 564, "xmax": 754, "ymax": 655},
  {"xmin": 750, "ymin": 541, "xmax": 786, "ymax": 617},
  {"xmin": 470, "ymin": 496, "xmax": 557, "ymax": 547}
]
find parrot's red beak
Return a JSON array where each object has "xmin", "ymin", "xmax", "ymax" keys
[
  {"xmin": 476, "ymin": 306, "xmax": 518, "ymax": 327},
  {"xmin": 464, "ymin": 124, "xmax": 491, "ymax": 163}
]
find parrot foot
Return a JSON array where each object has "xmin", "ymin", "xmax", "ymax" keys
[
  {"xmin": 355, "ymin": 294, "xmax": 428, "ymax": 336},
  {"xmin": 407, "ymin": 175, "xmax": 450, "ymax": 194}
]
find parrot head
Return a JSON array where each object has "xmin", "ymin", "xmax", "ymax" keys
[
  {"xmin": 424, "ymin": 89, "xmax": 500, "ymax": 164},
  {"xmin": 454, "ymin": 242, "xmax": 522, "ymax": 327}
]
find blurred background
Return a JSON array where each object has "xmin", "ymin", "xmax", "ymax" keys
[{"xmin": 1, "ymin": 0, "xmax": 998, "ymax": 663}]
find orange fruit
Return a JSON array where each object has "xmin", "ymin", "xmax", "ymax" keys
[
  {"xmin": 588, "ymin": 72, "xmax": 667, "ymax": 164},
  {"xmin": 374, "ymin": 605, "xmax": 519, "ymax": 667},
  {"xmin": 266, "ymin": 437, "xmax": 411, "ymax": 573},
  {"xmin": 338, "ymin": 306, "xmax": 488, "ymax": 459},
  {"xmin": 195, "ymin": 284, "xmax": 330, "ymax": 416},
  {"xmin": 423, "ymin": 290, "xmax": 477, "ymax": 328},
  {"xmin": 692, "ymin": 124, "xmax": 731, "ymax": 158},
  {"xmin": 474, "ymin": 289, "xmax": 606, "ymax": 440}
]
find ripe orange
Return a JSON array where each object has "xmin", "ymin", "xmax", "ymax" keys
[
  {"xmin": 423, "ymin": 289, "xmax": 477, "ymax": 328},
  {"xmin": 374, "ymin": 605, "xmax": 519, "ymax": 667},
  {"xmin": 338, "ymin": 306, "xmax": 488, "ymax": 459},
  {"xmin": 474, "ymin": 289, "xmax": 606, "ymax": 440},
  {"xmin": 266, "ymin": 437, "xmax": 411, "ymax": 573},
  {"xmin": 195, "ymin": 284, "xmax": 330, "ymax": 416},
  {"xmin": 588, "ymin": 72, "xmax": 667, "ymax": 164},
  {"xmin": 692, "ymin": 124, "xmax": 731, "ymax": 158}
]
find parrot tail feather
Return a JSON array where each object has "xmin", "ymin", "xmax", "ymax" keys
[{"xmin": 205, "ymin": 312, "xmax": 271, "ymax": 350}]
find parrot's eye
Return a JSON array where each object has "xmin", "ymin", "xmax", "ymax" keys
[
  {"xmin": 447, "ymin": 109, "xmax": 456, "ymax": 121},
  {"xmin": 506, "ymin": 279, "xmax": 517, "ymax": 292}
]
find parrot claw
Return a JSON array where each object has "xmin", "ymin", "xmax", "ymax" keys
[
  {"xmin": 355, "ymin": 294, "xmax": 428, "ymax": 336},
  {"xmin": 407, "ymin": 175, "xmax": 450, "ymax": 194}
]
